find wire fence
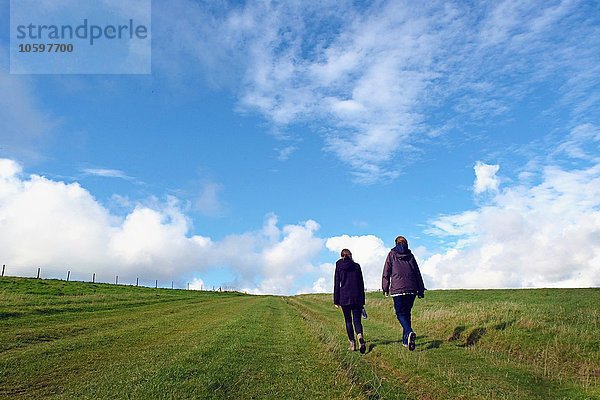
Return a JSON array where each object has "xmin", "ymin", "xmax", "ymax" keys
[{"xmin": 0, "ymin": 264, "xmax": 239, "ymax": 293}]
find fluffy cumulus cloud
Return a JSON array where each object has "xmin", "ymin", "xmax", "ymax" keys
[
  {"xmin": 153, "ymin": 0, "xmax": 598, "ymax": 183},
  {"xmin": 214, "ymin": 214, "xmax": 324, "ymax": 294},
  {"xmin": 473, "ymin": 161, "xmax": 500, "ymax": 194},
  {"xmin": 0, "ymin": 160, "xmax": 324, "ymax": 293},
  {"xmin": 2, "ymin": 141, "xmax": 599, "ymax": 293},
  {"xmin": 0, "ymin": 159, "xmax": 213, "ymax": 283},
  {"xmin": 423, "ymin": 127, "xmax": 600, "ymax": 288}
]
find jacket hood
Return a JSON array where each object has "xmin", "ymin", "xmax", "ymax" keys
[
  {"xmin": 337, "ymin": 257, "xmax": 359, "ymax": 271},
  {"xmin": 392, "ymin": 245, "xmax": 412, "ymax": 259}
]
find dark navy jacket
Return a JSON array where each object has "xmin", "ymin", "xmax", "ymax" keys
[
  {"xmin": 382, "ymin": 245, "xmax": 426, "ymax": 295},
  {"xmin": 334, "ymin": 257, "xmax": 365, "ymax": 306}
]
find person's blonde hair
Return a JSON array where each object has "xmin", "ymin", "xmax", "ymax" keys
[{"xmin": 395, "ymin": 236, "xmax": 408, "ymax": 247}]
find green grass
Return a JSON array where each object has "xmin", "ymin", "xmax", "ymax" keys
[
  {"xmin": 1, "ymin": 277, "xmax": 598, "ymax": 399},
  {"xmin": 290, "ymin": 289, "xmax": 600, "ymax": 399}
]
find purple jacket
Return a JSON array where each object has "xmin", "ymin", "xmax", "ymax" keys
[
  {"xmin": 334, "ymin": 257, "xmax": 365, "ymax": 306},
  {"xmin": 382, "ymin": 246, "xmax": 426, "ymax": 295}
]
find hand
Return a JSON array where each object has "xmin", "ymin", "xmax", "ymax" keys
[
  {"xmin": 383, "ymin": 292, "xmax": 389, "ymax": 298},
  {"xmin": 334, "ymin": 304, "xmax": 340, "ymax": 309},
  {"xmin": 417, "ymin": 292, "xmax": 424, "ymax": 299}
]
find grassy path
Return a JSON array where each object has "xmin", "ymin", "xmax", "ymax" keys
[
  {"xmin": 0, "ymin": 278, "xmax": 363, "ymax": 399},
  {"xmin": 289, "ymin": 291, "xmax": 600, "ymax": 399},
  {"xmin": 1, "ymin": 278, "xmax": 598, "ymax": 399}
]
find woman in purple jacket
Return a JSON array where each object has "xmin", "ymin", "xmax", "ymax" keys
[
  {"xmin": 334, "ymin": 248, "xmax": 367, "ymax": 354},
  {"xmin": 382, "ymin": 236, "xmax": 426, "ymax": 351}
]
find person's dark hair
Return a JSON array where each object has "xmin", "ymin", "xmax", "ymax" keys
[
  {"xmin": 395, "ymin": 236, "xmax": 408, "ymax": 247},
  {"xmin": 340, "ymin": 249, "xmax": 352, "ymax": 259}
]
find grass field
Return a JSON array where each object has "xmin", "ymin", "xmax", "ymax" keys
[{"xmin": 0, "ymin": 277, "xmax": 598, "ymax": 399}]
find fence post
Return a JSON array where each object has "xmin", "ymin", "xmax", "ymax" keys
[
  {"xmin": 37, "ymin": 267, "xmax": 40, "ymax": 279},
  {"xmin": 66, "ymin": 270, "xmax": 70, "ymax": 282},
  {"xmin": 136, "ymin": 277, "xmax": 139, "ymax": 287},
  {"xmin": 155, "ymin": 279, "xmax": 158, "ymax": 288},
  {"xmin": 1, "ymin": 264, "xmax": 5, "ymax": 277},
  {"xmin": 115, "ymin": 275, "xmax": 118, "ymax": 285},
  {"xmin": 92, "ymin": 273, "xmax": 95, "ymax": 283}
]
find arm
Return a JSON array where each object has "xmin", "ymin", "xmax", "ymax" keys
[
  {"xmin": 410, "ymin": 255, "xmax": 426, "ymax": 295},
  {"xmin": 333, "ymin": 264, "xmax": 340, "ymax": 305},
  {"xmin": 382, "ymin": 252, "xmax": 392, "ymax": 294},
  {"xmin": 358, "ymin": 264, "xmax": 365, "ymax": 305}
]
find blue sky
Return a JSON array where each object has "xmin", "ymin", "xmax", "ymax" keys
[{"xmin": 0, "ymin": 0, "xmax": 599, "ymax": 294}]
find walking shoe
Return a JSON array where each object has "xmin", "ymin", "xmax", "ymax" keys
[
  {"xmin": 348, "ymin": 340, "xmax": 356, "ymax": 351},
  {"xmin": 408, "ymin": 331, "xmax": 416, "ymax": 351},
  {"xmin": 357, "ymin": 333, "xmax": 366, "ymax": 354}
]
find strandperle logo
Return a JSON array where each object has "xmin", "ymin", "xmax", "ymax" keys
[
  {"xmin": 15, "ymin": 19, "xmax": 149, "ymax": 46},
  {"xmin": 10, "ymin": 0, "xmax": 151, "ymax": 74}
]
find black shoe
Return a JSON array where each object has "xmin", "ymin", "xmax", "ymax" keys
[
  {"xmin": 358, "ymin": 336, "xmax": 366, "ymax": 354},
  {"xmin": 408, "ymin": 332, "xmax": 416, "ymax": 351}
]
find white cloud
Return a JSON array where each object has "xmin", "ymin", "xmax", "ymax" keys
[
  {"xmin": 188, "ymin": 277, "xmax": 205, "ymax": 290},
  {"xmin": 3, "ymin": 120, "xmax": 598, "ymax": 292},
  {"xmin": 554, "ymin": 123, "xmax": 600, "ymax": 161},
  {"xmin": 473, "ymin": 161, "xmax": 500, "ymax": 194},
  {"xmin": 426, "ymin": 211, "xmax": 479, "ymax": 239},
  {"xmin": 82, "ymin": 168, "xmax": 135, "ymax": 180},
  {"xmin": 152, "ymin": 0, "xmax": 598, "ymax": 183},
  {"xmin": 228, "ymin": 1, "xmax": 444, "ymax": 183},
  {"xmin": 318, "ymin": 148, "xmax": 600, "ymax": 292},
  {"xmin": 311, "ymin": 273, "xmax": 332, "ymax": 293},
  {"xmin": 423, "ymin": 136, "xmax": 600, "ymax": 289},
  {"xmin": 0, "ymin": 159, "xmax": 22, "ymax": 180},
  {"xmin": 276, "ymin": 145, "xmax": 297, "ymax": 161},
  {"xmin": 0, "ymin": 162, "xmax": 213, "ymax": 283},
  {"xmin": 0, "ymin": 162, "xmax": 325, "ymax": 294},
  {"xmin": 218, "ymin": 214, "xmax": 324, "ymax": 294}
]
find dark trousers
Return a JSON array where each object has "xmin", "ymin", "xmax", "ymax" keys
[
  {"xmin": 393, "ymin": 294, "xmax": 416, "ymax": 344},
  {"xmin": 341, "ymin": 305, "xmax": 363, "ymax": 341}
]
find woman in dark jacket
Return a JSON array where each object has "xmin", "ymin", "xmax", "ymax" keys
[
  {"xmin": 382, "ymin": 236, "xmax": 426, "ymax": 351},
  {"xmin": 334, "ymin": 248, "xmax": 366, "ymax": 353}
]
